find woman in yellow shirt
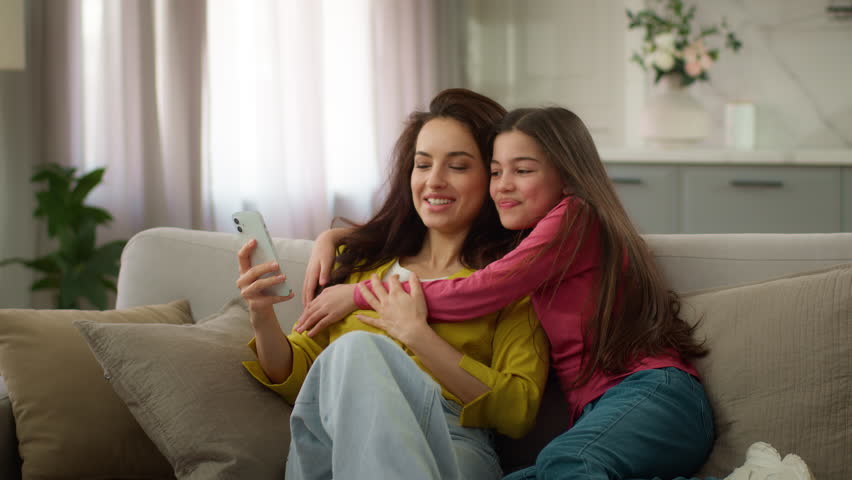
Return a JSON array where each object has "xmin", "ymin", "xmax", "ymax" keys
[{"xmin": 236, "ymin": 89, "xmax": 549, "ymax": 480}]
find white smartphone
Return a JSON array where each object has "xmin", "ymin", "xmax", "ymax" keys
[{"xmin": 232, "ymin": 211, "xmax": 293, "ymax": 297}]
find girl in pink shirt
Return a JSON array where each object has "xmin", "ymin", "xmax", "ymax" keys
[{"xmin": 295, "ymin": 107, "xmax": 813, "ymax": 480}]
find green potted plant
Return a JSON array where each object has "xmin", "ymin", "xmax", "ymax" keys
[{"xmin": 0, "ymin": 163, "xmax": 126, "ymax": 309}]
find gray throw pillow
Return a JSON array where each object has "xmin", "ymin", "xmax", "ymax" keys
[
  {"xmin": 75, "ymin": 298, "xmax": 292, "ymax": 480},
  {"xmin": 682, "ymin": 262, "xmax": 852, "ymax": 479}
]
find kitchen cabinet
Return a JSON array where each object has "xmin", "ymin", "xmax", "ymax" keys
[
  {"xmin": 606, "ymin": 165, "xmax": 678, "ymax": 233},
  {"xmin": 681, "ymin": 166, "xmax": 842, "ymax": 233},
  {"xmin": 605, "ymin": 163, "xmax": 848, "ymax": 233}
]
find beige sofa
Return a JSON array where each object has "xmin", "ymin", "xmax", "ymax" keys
[{"xmin": 1, "ymin": 227, "xmax": 850, "ymax": 479}]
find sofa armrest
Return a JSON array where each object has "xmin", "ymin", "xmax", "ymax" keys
[
  {"xmin": 0, "ymin": 376, "xmax": 21, "ymax": 480},
  {"xmin": 116, "ymin": 227, "xmax": 315, "ymax": 329}
]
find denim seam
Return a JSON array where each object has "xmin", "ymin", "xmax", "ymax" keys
[
  {"xmin": 582, "ymin": 455, "xmax": 594, "ymax": 477},
  {"xmin": 420, "ymin": 385, "xmax": 438, "ymax": 445},
  {"xmin": 698, "ymin": 387, "xmax": 714, "ymax": 446},
  {"xmin": 576, "ymin": 372, "xmax": 666, "ymax": 459}
]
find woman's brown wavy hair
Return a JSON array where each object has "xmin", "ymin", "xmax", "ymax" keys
[
  {"xmin": 498, "ymin": 107, "xmax": 707, "ymax": 388},
  {"xmin": 326, "ymin": 89, "xmax": 516, "ymax": 287}
]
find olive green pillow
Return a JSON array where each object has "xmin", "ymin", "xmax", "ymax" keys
[
  {"xmin": 75, "ymin": 299, "xmax": 292, "ymax": 480},
  {"xmin": 682, "ymin": 263, "xmax": 852, "ymax": 479},
  {"xmin": 0, "ymin": 300, "xmax": 192, "ymax": 480}
]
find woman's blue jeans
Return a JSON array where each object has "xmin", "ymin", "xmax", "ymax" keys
[
  {"xmin": 285, "ymin": 331, "xmax": 502, "ymax": 480},
  {"xmin": 504, "ymin": 367, "xmax": 717, "ymax": 480}
]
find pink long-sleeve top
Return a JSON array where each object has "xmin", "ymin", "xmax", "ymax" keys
[{"xmin": 354, "ymin": 196, "xmax": 698, "ymax": 427}]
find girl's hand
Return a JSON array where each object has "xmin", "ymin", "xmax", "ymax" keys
[
  {"xmin": 294, "ymin": 283, "xmax": 357, "ymax": 336},
  {"xmin": 301, "ymin": 228, "xmax": 346, "ymax": 306},
  {"xmin": 356, "ymin": 273, "xmax": 428, "ymax": 347},
  {"xmin": 236, "ymin": 239, "xmax": 294, "ymax": 321}
]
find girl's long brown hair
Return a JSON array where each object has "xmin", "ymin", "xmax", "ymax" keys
[
  {"xmin": 326, "ymin": 89, "xmax": 516, "ymax": 286},
  {"xmin": 499, "ymin": 108, "xmax": 707, "ymax": 388}
]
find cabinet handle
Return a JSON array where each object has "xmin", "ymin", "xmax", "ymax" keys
[
  {"xmin": 729, "ymin": 179, "xmax": 785, "ymax": 188},
  {"xmin": 610, "ymin": 177, "xmax": 643, "ymax": 185}
]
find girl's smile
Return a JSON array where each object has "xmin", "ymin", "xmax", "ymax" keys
[{"xmin": 490, "ymin": 130, "xmax": 567, "ymax": 230}]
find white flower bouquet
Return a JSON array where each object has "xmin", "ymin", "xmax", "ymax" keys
[{"xmin": 627, "ymin": 0, "xmax": 743, "ymax": 86}]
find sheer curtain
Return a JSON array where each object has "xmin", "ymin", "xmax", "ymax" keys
[
  {"xmin": 38, "ymin": 0, "xmax": 438, "ymax": 246},
  {"xmin": 205, "ymin": 0, "xmax": 438, "ymax": 238},
  {"xmin": 205, "ymin": 0, "xmax": 342, "ymax": 238},
  {"xmin": 35, "ymin": 0, "xmax": 209, "ymax": 245}
]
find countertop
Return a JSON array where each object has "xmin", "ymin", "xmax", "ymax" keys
[{"xmin": 598, "ymin": 148, "xmax": 852, "ymax": 166}]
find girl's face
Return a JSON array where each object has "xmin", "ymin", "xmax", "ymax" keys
[
  {"xmin": 411, "ymin": 117, "xmax": 489, "ymax": 236},
  {"xmin": 490, "ymin": 130, "xmax": 567, "ymax": 230}
]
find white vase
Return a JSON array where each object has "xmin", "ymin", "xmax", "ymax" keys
[{"xmin": 640, "ymin": 75, "xmax": 710, "ymax": 146}]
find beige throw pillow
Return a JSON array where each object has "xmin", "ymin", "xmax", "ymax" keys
[
  {"xmin": 75, "ymin": 298, "xmax": 292, "ymax": 480},
  {"xmin": 682, "ymin": 263, "xmax": 852, "ymax": 479},
  {"xmin": 0, "ymin": 300, "xmax": 192, "ymax": 480}
]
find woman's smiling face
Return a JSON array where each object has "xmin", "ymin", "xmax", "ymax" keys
[
  {"xmin": 490, "ymin": 129, "xmax": 567, "ymax": 230},
  {"xmin": 410, "ymin": 117, "xmax": 489, "ymax": 236}
]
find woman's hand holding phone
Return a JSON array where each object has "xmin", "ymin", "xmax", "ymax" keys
[
  {"xmin": 236, "ymin": 238, "xmax": 296, "ymax": 384},
  {"xmin": 237, "ymin": 239, "xmax": 295, "ymax": 325}
]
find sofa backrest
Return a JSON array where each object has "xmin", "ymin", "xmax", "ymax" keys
[
  {"xmin": 117, "ymin": 228, "xmax": 852, "ymax": 329},
  {"xmin": 645, "ymin": 232, "xmax": 852, "ymax": 292}
]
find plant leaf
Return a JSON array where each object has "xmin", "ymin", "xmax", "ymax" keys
[
  {"xmin": 631, "ymin": 52, "xmax": 647, "ymax": 70},
  {"xmin": 0, "ymin": 255, "xmax": 61, "ymax": 273},
  {"xmin": 699, "ymin": 26, "xmax": 719, "ymax": 38},
  {"xmin": 87, "ymin": 240, "xmax": 126, "ymax": 277},
  {"xmin": 81, "ymin": 206, "xmax": 114, "ymax": 225},
  {"xmin": 31, "ymin": 276, "xmax": 61, "ymax": 291},
  {"xmin": 59, "ymin": 268, "xmax": 83, "ymax": 309},
  {"xmin": 31, "ymin": 164, "xmax": 75, "ymax": 184},
  {"xmin": 25, "ymin": 255, "xmax": 61, "ymax": 273},
  {"xmin": 100, "ymin": 277, "xmax": 117, "ymax": 293},
  {"xmin": 32, "ymin": 166, "xmax": 75, "ymax": 223},
  {"xmin": 57, "ymin": 227, "xmax": 78, "ymax": 261},
  {"xmin": 74, "ymin": 220, "xmax": 98, "ymax": 260},
  {"xmin": 73, "ymin": 242, "xmax": 124, "ymax": 310},
  {"xmin": 71, "ymin": 168, "xmax": 105, "ymax": 205},
  {"xmin": 0, "ymin": 257, "xmax": 26, "ymax": 268},
  {"xmin": 81, "ymin": 282, "xmax": 108, "ymax": 310},
  {"xmin": 35, "ymin": 191, "xmax": 69, "ymax": 237}
]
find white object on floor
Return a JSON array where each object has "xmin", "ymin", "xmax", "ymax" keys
[{"xmin": 725, "ymin": 442, "xmax": 814, "ymax": 480}]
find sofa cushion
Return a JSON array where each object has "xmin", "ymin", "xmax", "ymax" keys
[
  {"xmin": 0, "ymin": 300, "xmax": 192, "ymax": 480},
  {"xmin": 75, "ymin": 298, "xmax": 292, "ymax": 480},
  {"xmin": 682, "ymin": 262, "xmax": 851, "ymax": 479}
]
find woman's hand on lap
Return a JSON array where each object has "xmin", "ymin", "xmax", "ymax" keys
[{"xmin": 357, "ymin": 273, "xmax": 429, "ymax": 347}]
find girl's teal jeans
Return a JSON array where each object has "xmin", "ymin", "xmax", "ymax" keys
[{"xmin": 504, "ymin": 367, "xmax": 717, "ymax": 480}]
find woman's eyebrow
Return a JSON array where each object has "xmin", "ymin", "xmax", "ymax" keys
[
  {"xmin": 416, "ymin": 150, "xmax": 475, "ymax": 159},
  {"xmin": 493, "ymin": 156, "xmax": 540, "ymax": 164}
]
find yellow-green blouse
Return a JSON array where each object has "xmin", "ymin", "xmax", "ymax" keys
[{"xmin": 242, "ymin": 258, "xmax": 549, "ymax": 438}]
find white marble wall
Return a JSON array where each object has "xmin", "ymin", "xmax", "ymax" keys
[{"xmin": 685, "ymin": 0, "xmax": 852, "ymax": 149}]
